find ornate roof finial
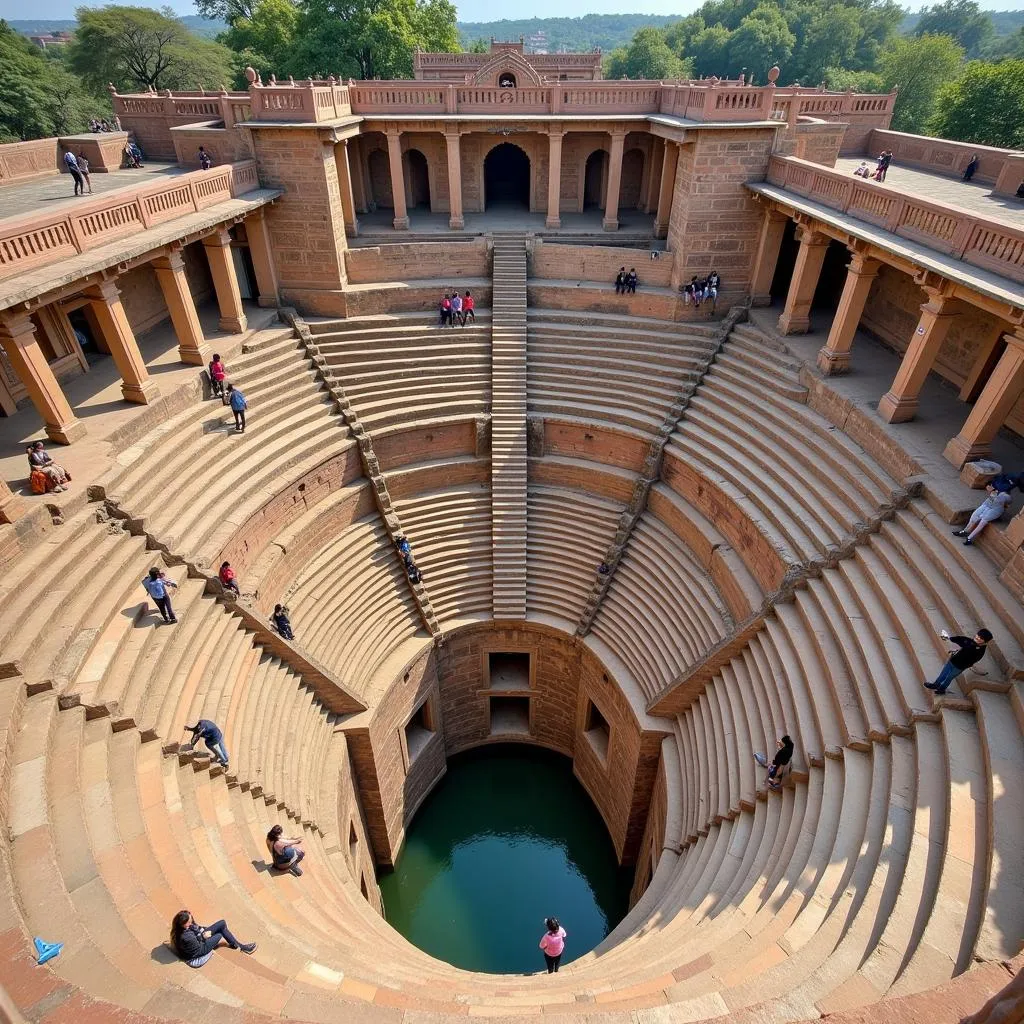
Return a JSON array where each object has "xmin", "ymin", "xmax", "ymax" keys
[
  {"xmin": 767, "ymin": 65, "xmax": 781, "ymax": 85},
  {"xmin": 244, "ymin": 66, "xmax": 258, "ymax": 84}
]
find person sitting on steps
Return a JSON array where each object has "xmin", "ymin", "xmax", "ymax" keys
[
  {"xmin": 27, "ymin": 442, "xmax": 71, "ymax": 492},
  {"xmin": 170, "ymin": 910, "xmax": 256, "ymax": 967},
  {"xmin": 271, "ymin": 603, "xmax": 294, "ymax": 640},
  {"xmin": 755, "ymin": 735, "xmax": 794, "ymax": 790},
  {"xmin": 266, "ymin": 824, "xmax": 305, "ymax": 875},
  {"xmin": 219, "ymin": 561, "xmax": 240, "ymax": 595},
  {"xmin": 953, "ymin": 483, "xmax": 1013, "ymax": 545}
]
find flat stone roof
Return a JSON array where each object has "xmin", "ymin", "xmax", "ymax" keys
[
  {"xmin": 834, "ymin": 156, "xmax": 1024, "ymax": 229},
  {"xmin": 0, "ymin": 187, "xmax": 282, "ymax": 309},
  {"xmin": 748, "ymin": 181, "xmax": 1024, "ymax": 311}
]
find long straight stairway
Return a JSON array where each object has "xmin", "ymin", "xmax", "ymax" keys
[{"xmin": 489, "ymin": 233, "xmax": 529, "ymax": 618}]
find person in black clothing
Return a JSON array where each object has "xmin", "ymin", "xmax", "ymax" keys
[
  {"xmin": 614, "ymin": 267, "xmax": 627, "ymax": 294},
  {"xmin": 626, "ymin": 268, "xmax": 638, "ymax": 294},
  {"xmin": 962, "ymin": 154, "xmax": 980, "ymax": 182},
  {"xmin": 272, "ymin": 604, "xmax": 294, "ymax": 640},
  {"xmin": 924, "ymin": 628, "xmax": 992, "ymax": 695},
  {"xmin": 170, "ymin": 910, "xmax": 256, "ymax": 966},
  {"xmin": 755, "ymin": 734, "xmax": 794, "ymax": 790}
]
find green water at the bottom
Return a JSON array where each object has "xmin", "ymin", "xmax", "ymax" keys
[{"xmin": 378, "ymin": 745, "xmax": 634, "ymax": 974}]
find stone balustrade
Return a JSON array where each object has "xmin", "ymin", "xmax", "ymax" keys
[
  {"xmin": 0, "ymin": 160, "xmax": 260, "ymax": 282},
  {"xmin": 0, "ymin": 133, "xmax": 130, "ymax": 188},
  {"xmin": 766, "ymin": 154, "xmax": 1024, "ymax": 284},
  {"xmin": 865, "ymin": 128, "xmax": 1024, "ymax": 192}
]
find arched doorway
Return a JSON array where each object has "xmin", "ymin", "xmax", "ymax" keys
[
  {"xmin": 368, "ymin": 149, "xmax": 393, "ymax": 209},
  {"xmin": 583, "ymin": 150, "xmax": 607, "ymax": 210},
  {"xmin": 484, "ymin": 143, "xmax": 530, "ymax": 211},
  {"xmin": 404, "ymin": 149, "xmax": 430, "ymax": 209},
  {"xmin": 620, "ymin": 148, "xmax": 645, "ymax": 210}
]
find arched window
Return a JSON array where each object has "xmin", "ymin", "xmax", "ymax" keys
[{"xmin": 498, "ymin": 72, "xmax": 516, "ymax": 88}]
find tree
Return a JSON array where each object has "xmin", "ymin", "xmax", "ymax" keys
[
  {"xmin": 915, "ymin": 0, "xmax": 992, "ymax": 59},
  {"xmin": 928, "ymin": 59, "xmax": 1024, "ymax": 148},
  {"xmin": 68, "ymin": 6, "xmax": 236, "ymax": 93},
  {"xmin": 726, "ymin": 4, "xmax": 795, "ymax": 80},
  {"xmin": 0, "ymin": 20, "xmax": 90, "ymax": 142},
  {"xmin": 822, "ymin": 66, "xmax": 884, "ymax": 91},
  {"xmin": 221, "ymin": 0, "xmax": 297, "ymax": 78},
  {"xmin": 876, "ymin": 33, "xmax": 964, "ymax": 133},
  {"xmin": 689, "ymin": 25, "xmax": 731, "ymax": 78},
  {"xmin": 468, "ymin": 37, "xmax": 489, "ymax": 53},
  {"xmin": 795, "ymin": 4, "xmax": 863, "ymax": 84},
  {"xmin": 605, "ymin": 27, "xmax": 692, "ymax": 79},
  {"xmin": 194, "ymin": 0, "xmax": 259, "ymax": 27},
  {"xmin": 289, "ymin": 0, "xmax": 457, "ymax": 80}
]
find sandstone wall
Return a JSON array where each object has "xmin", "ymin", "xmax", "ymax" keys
[
  {"xmin": 374, "ymin": 420, "xmax": 478, "ymax": 472},
  {"xmin": 344, "ymin": 240, "xmax": 488, "ymax": 283},
  {"xmin": 531, "ymin": 242, "xmax": 672, "ymax": 288},
  {"xmin": 667, "ymin": 127, "xmax": 775, "ymax": 304},
  {"xmin": 435, "ymin": 621, "xmax": 668, "ymax": 865},
  {"xmin": 334, "ymin": 731, "xmax": 384, "ymax": 912},
  {"xmin": 345, "ymin": 643, "xmax": 444, "ymax": 867},
  {"xmin": 629, "ymin": 751, "xmax": 667, "ymax": 907},
  {"xmin": 527, "ymin": 283, "xmax": 683, "ymax": 321},
  {"xmin": 342, "ymin": 282, "xmax": 492, "ymax": 317}
]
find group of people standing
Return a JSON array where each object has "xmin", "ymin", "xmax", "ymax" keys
[
  {"xmin": 438, "ymin": 290, "xmax": 476, "ymax": 327},
  {"xmin": 853, "ymin": 150, "xmax": 894, "ymax": 182}
]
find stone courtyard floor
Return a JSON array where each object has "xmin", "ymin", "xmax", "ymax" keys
[
  {"xmin": 833, "ymin": 157, "xmax": 1024, "ymax": 227},
  {"xmin": 0, "ymin": 162, "xmax": 182, "ymax": 221}
]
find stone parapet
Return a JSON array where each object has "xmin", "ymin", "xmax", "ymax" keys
[
  {"xmin": 765, "ymin": 154, "xmax": 1024, "ymax": 285},
  {"xmin": 866, "ymin": 127, "xmax": 1023, "ymax": 187}
]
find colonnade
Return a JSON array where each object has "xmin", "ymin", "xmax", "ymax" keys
[
  {"xmin": 751, "ymin": 207, "xmax": 1024, "ymax": 469},
  {"xmin": 0, "ymin": 208, "xmax": 278, "ymax": 446},
  {"xmin": 355, "ymin": 127, "xmax": 679, "ymax": 235}
]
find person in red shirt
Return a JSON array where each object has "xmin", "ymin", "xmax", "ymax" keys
[
  {"xmin": 462, "ymin": 290, "xmax": 475, "ymax": 325},
  {"xmin": 219, "ymin": 562, "xmax": 240, "ymax": 595},
  {"xmin": 439, "ymin": 293, "xmax": 452, "ymax": 326}
]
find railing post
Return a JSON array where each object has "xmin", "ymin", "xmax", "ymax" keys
[{"xmin": 446, "ymin": 84, "xmax": 457, "ymax": 114}]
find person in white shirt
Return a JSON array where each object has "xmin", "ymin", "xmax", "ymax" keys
[
  {"xmin": 953, "ymin": 484, "xmax": 1014, "ymax": 545},
  {"xmin": 141, "ymin": 567, "xmax": 178, "ymax": 622}
]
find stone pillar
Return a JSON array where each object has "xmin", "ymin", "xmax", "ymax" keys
[
  {"xmin": 0, "ymin": 477, "xmax": 26, "ymax": 525},
  {"xmin": 777, "ymin": 225, "xmax": 829, "ymax": 335},
  {"xmin": 334, "ymin": 140, "xmax": 360, "ymax": 238},
  {"xmin": 603, "ymin": 131, "xmax": 626, "ymax": 232},
  {"xmin": 749, "ymin": 209, "xmax": 788, "ymax": 307},
  {"xmin": 244, "ymin": 209, "xmax": 280, "ymax": 309},
  {"xmin": 815, "ymin": 251, "xmax": 880, "ymax": 375},
  {"xmin": 878, "ymin": 288, "xmax": 961, "ymax": 423},
  {"xmin": 545, "ymin": 130, "xmax": 563, "ymax": 229},
  {"xmin": 350, "ymin": 140, "xmax": 368, "ymax": 213},
  {"xmin": 445, "ymin": 131, "xmax": 464, "ymax": 230},
  {"xmin": 85, "ymin": 279, "xmax": 160, "ymax": 405},
  {"xmin": 202, "ymin": 228, "xmax": 248, "ymax": 334},
  {"xmin": 152, "ymin": 250, "xmax": 209, "ymax": 366},
  {"xmin": 644, "ymin": 137, "xmax": 662, "ymax": 214},
  {"xmin": 943, "ymin": 329, "xmax": 1024, "ymax": 467},
  {"xmin": 653, "ymin": 141, "xmax": 678, "ymax": 240},
  {"xmin": 386, "ymin": 129, "xmax": 409, "ymax": 230},
  {"xmin": 959, "ymin": 321, "xmax": 1007, "ymax": 403},
  {"xmin": 0, "ymin": 312, "xmax": 85, "ymax": 444}
]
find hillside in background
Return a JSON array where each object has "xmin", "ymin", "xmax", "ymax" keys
[
  {"xmin": 457, "ymin": 14, "xmax": 679, "ymax": 52},
  {"xmin": 9, "ymin": 16, "xmax": 227, "ymax": 38}
]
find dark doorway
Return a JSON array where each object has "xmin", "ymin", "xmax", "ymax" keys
[
  {"xmin": 484, "ymin": 143, "xmax": 530, "ymax": 210},
  {"xmin": 769, "ymin": 219, "xmax": 798, "ymax": 302},
  {"xmin": 583, "ymin": 149, "xmax": 607, "ymax": 210},
  {"xmin": 812, "ymin": 239, "xmax": 852, "ymax": 312},
  {"xmin": 368, "ymin": 149, "xmax": 393, "ymax": 209},
  {"xmin": 404, "ymin": 149, "xmax": 430, "ymax": 209},
  {"xmin": 66, "ymin": 309, "xmax": 102, "ymax": 364},
  {"xmin": 619, "ymin": 148, "xmax": 645, "ymax": 209}
]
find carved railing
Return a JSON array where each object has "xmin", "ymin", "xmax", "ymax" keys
[
  {"xmin": 0, "ymin": 160, "xmax": 261, "ymax": 283},
  {"xmin": 766, "ymin": 155, "xmax": 1024, "ymax": 284}
]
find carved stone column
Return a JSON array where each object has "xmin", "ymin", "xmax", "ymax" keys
[
  {"xmin": 749, "ymin": 209, "xmax": 788, "ymax": 307},
  {"xmin": 546, "ymin": 130, "xmax": 563, "ymax": 229},
  {"xmin": 386, "ymin": 128, "xmax": 409, "ymax": 230},
  {"xmin": 152, "ymin": 249, "xmax": 209, "ymax": 365},
  {"xmin": 777, "ymin": 225, "xmax": 829, "ymax": 334},
  {"xmin": 85, "ymin": 279, "xmax": 160, "ymax": 405},
  {"xmin": 202, "ymin": 227, "xmax": 248, "ymax": 334},
  {"xmin": 445, "ymin": 130, "xmax": 464, "ymax": 230},
  {"xmin": 603, "ymin": 130, "xmax": 626, "ymax": 232},
  {"xmin": 653, "ymin": 140, "xmax": 679, "ymax": 240},
  {"xmin": 816, "ymin": 250, "xmax": 880, "ymax": 374}
]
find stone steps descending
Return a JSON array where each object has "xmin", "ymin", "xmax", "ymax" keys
[{"xmin": 490, "ymin": 234, "xmax": 529, "ymax": 619}]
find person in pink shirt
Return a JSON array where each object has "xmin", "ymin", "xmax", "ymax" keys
[{"xmin": 538, "ymin": 917, "xmax": 566, "ymax": 973}]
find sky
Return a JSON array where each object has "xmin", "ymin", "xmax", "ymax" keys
[{"xmin": 3, "ymin": 0, "xmax": 1024, "ymax": 27}]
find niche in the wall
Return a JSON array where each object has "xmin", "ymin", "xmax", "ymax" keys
[
  {"xmin": 489, "ymin": 695, "xmax": 530, "ymax": 737},
  {"xmin": 584, "ymin": 699, "xmax": 610, "ymax": 763}
]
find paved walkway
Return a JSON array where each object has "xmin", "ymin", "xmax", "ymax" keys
[
  {"xmin": 749, "ymin": 303, "xmax": 1024, "ymax": 521},
  {"xmin": 834, "ymin": 157, "xmax": 1024, "ymax": 228},
  {"xmin": 1, "ymin": 301, "xmax": 275, "ymax": 512},
  {"xmin": 0, "ymin": 162, "xmax": 182, "ymax": 222}
]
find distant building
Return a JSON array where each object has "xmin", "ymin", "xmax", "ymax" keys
[
  {"xmin": 414, "ymin": 38, "xmax": 602, "ymax": 82},
  {"xmin": 27, "ymin": 31, "xmax": 71, "ymax": 49}
]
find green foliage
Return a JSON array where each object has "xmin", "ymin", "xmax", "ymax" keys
[
  {"xmin": 0, "ymin": 20, "xmax": 91, "ymax": 142},
  {"xmin": 468, "ymin": 37, "xmax": 489, "ymax": 53},
  {"xmin": 605, "ymin": 27, "xmax": 693, "ymax": 79},
  {"xmin": 928, "ymin": 58, "xmax": 1024, "ymax": 147},
  {"xmin": 288, "ymin": 0, "xmax": 457, "ymax": 80},
  {"xmin": 220, "ymin": 0, "xmax": 297, "ymax": 79},
  {"xmin": 876, "ymin": 32, "xmax": 964, "ymax": 133},
  {"xmin": 726, "ymin": 4, "xmax": 796, "ymax": 81},
  {"xmin": 67, "ymin": 6, "xmax": 235, "ymax": 93},
  {"xmin": 821, "ymin": 65, "xmax": 884, "ymax": 91},
  {"xmin": 915, "ymin": 0, "xmax": 992, "ymax": 58},
  {"xmin": 455, "ymin": 14, "xmax": 680, "ymax": 55}
]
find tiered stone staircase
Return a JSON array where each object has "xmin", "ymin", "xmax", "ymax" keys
[{"xmin": 489, "ymin": 233, "xmax": 528, "ymax": 619}]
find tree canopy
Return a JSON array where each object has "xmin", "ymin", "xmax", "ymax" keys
[
  {"xmin": 605, "ymin": 27, "xmax": 693, "ymax": 80},
  {"xmin": 68, "ymin": 5, "xmax": 235, "ymax": 93},
  {"xmin": 914, "ymin": 0, "xmax": 992, "ymax": 58},
  {"xmin": 0, "ymin": 20, "xmax": 91, "ymax": 142},
  {"xmin": 876, "ymin": 32, "xmax": 965, "ymax": 132},
  {"xmin": 928, "ymin": 58, "xmax": 1024, "ymax": 148}
]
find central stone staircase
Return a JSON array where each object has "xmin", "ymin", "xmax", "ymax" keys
[{"xmin": 489, "ymin": 233, "xmax": 528, "ymax": 619}]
